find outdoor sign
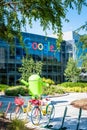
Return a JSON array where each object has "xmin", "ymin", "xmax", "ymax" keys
[{"xmin": 24, "ymin": 37, "xmax": 60, "ymax": 61}]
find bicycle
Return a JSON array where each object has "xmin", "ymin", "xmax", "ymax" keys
[
  {"xmin": 10, "ymin": 95, "xmax": 32, "ymax": 120},
  {"xmin": 10, "ymin": 95, "xmax": 55, "ymax": 126},
  {"xmin": 29, "ymin": 97, "xmax": 55, "ymax": 126}
]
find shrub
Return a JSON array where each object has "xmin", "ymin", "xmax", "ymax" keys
[
  {"xmin": 58, "ymin": 82, "xmax": 87, "ymax": 93},
  {"xmin": 5, "ymin": 86, "xmax": 29, "ymax": 96},
  {"xmin": 42, "ymin": 77, "xmax": 55, "ymax": 85},
  {"xmin": 59, "ymin": 82, "xmax": 87, "ymax": 88},
  {"xmin": 43, "ymin": 85, "xmax": 65, "ymax": 95},
  {"xmin": 7, "ymin": 119, "xmax": 30, "ymax": 130},
  {"xmin": 0, "ymin": 84, "xmax": 9, "ymax": 91}
]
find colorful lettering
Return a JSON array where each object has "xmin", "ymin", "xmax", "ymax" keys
[
  {"xmin": 50, "ymin": 45, "xmax": 54, "ymax": 52},
  {"xmin": 32, "ymin": 42, "xmax": 38, "ymax": 50},
  {"xmin": 38, "ymin": 43, "xmax": 43, "ymax": 50},
  {"xmin": 24, "ymin": 38, "xmax": 55, "ymax": 53}
]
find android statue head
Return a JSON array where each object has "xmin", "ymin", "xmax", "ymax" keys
[{"xmin": 20, "ymin": 74, "xmax": 48, "ymax": 98}]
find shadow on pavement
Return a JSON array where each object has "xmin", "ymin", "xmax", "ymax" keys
[
  {"xmin": 46, "ymin": 116, "xmax": 87, "ymax": 130},
  {"xmin": 52, "ymin": 100, "xmax": 68, "ymax": 105}
]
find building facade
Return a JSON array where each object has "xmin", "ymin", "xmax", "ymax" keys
[
  {"xmin": 0, "ymin": 33, "xmax": 64, "ymax": 85},
  {"xmin": 0, "ymin": 31, "xmax": 86, "ymax": 85}
]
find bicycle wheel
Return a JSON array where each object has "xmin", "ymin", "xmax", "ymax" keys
[
  {"xmin": 10, "ymin": 105, "xmax": 23, "ymax": 120},
  {"xmin": 31, "ymin": 106, "xmax": 41, "ymax": 125},
  {"xmin": 41, "ymin": 106, "xmax": 50, "ymax": 126},
  {"xmin": 46, "ymin": 103, "xmax": 55, "ymax": 120}
]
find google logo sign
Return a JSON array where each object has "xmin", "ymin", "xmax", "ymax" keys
[{"xmin": 24, "ymin": 38, "xmax": 55, "ymax": 54}]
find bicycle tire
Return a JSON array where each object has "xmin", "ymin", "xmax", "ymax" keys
[
  {"xmin": 41, "ymin": 106, "xmax": 50, "ymax": 126},
  {"xmin": 46, "ymin": 103, "xmax": 55, "ymax": 120},
  {"xmin": 10, "ymin": 105, "xmax": 23, "ymax": 120},
  {"xmin": 31, "ymin": 106, "xmax": 41, "ymax": 125}
]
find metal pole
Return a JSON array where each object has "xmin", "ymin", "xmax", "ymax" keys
[
  {"xmin": 60, "ymin": 106, "xmax": 67, "ymax": 129},
  {"xmin": 76, "ymin": 108, "xmax": 82, "ymax": 130}
]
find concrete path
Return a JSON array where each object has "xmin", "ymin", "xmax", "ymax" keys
[
  {"xmin": 0, "ymin": 93, "xmax": 87, "ymax": 130},
  {"xmin": 26, "ymin": 93, "xmax": 87, "ymax": 130}
]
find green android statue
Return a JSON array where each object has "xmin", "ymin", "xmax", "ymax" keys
[{"xmin": 20, "ymin": 74, "xmax": 48, "ymax": 98}]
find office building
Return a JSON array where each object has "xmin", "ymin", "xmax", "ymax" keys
[{"xmin": 0, "ymin": 31, "xmax": 86, "ymax": 85}]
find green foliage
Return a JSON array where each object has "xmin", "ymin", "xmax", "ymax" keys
[
  {"xmin": 80, "ymin": 34, "xmax": 87, "ymax": 48},
  {"xmin": 81, "ymin": 53, "xmax": 87, "ymax": 71},
  {"xmin": 59, "ymin": 82, "xmax": 87, "ymax": 88},
  {"xmin": 0, "ymin": 0, "xmax": 66, "ymax": 47},
  {"xmin": 0, "ymin": 84, "xmax": 9, "ymax": 91},
  {"xmin": 42, "ymin": 77, "xmax": 55, "ymax": 85},
  {"xmin": 62, "ymin": 86, "xmax": 87, "ymax": 93},
  {"xmin": 58, "ymin": 82, "xmax": 87, "ymax": 92},
  {"xmin": 19, "ymin": 57, "xmax": 43, "ymax": 81},
  {"xmin": 43, "ymin": 85, "xmax": 65, "ymax": 95},
  {"xmin": 64, "ymin": 0, "xmax": 87, "ymax": 14},
  {"xmin": 5, "ymin": 86, "xmax": 28, "ymax": 96},
  {"xmin": 0, "ymin": 0, "xmax": 87, "ymax": 48},
  {"xmin": 64, "ymin": 58, "xmax": 81, "ymax": 82},
  {"xmin": 7, "ymin": 119, "xmax": 29, "ymax": 130},
  {"xmin": 1, "ymin": 82, "xmax": 87, "ymax": 96}
]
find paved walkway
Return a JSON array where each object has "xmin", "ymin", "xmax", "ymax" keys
[
  {"xmin": 0, "ymin": 92, "xmax": 87, "ymax": 130},
  {"xmin": 26, "ymin": 93, "xmax": 87, "ymax": 130}
]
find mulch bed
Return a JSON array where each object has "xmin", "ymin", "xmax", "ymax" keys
[
  {"xmin": 70, "ymin": 98, "xmax": 87, "ymax": 110},
  {"xmin": 0, "ymin": 116, "xmax": 11, "ymax": 130},
  {"xmin": 0, "ymin": 117, "xmax": 44, "ymax": 130},
  {"xmin": 0, "ymin": 116, "xmax": 36, "ymax": 130}
]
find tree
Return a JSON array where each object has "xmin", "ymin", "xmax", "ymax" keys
[
  {"xmin": 19, "ymin": 57, "xmax": 43, "ymax": 81},
  {"xmin": 81, "ymin": 53, "xmax": 87, "ymax": 71},
  {"xmin": 76, "ymin": 22, "xmax": 87, "ymax": 35},
  {"xmin": 80, "ymin": 34, "xmax": 87, "ymax": 48},
  {"xmin": 0, "ymin": 0, "xmax": 87, "ymax": 47},
  {"xmin": 64, "ymin": 58, "xmax": 81, "ymax": 82}
]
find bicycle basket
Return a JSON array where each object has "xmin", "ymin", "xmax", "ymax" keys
[{"xmin": 14, "ymin": 97, "xmax": 24, "ymax": 106}]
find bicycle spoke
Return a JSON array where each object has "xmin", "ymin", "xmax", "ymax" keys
[
  {"xmin": 10, "ymin": 106, "xmax": 23, "ymax": 120},
  {"xmin": 31, "ymin": 106, "xmax": 41, "ymax": 125}
]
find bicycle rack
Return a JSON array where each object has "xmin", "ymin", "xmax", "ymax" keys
[
  {"xmin": 58, "ymin": 106, "xmax": 67, "ymax": 130},
  {"xmin": 76, "ymin": 108, "xmax": 82, "ymax": 130},
  {"xmin": 0, "ymin": 98, "xmax": 86, "ymax": 130},
  {"xmin": 44, "ymin": 106, "xmax": 68, "ymax": 130},
  {"xmin": 43, "ymin": 106, "xmax": 85, "ymax": 130}
]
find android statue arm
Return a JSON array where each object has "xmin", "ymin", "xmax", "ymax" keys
[
  {"xmin": 20, "ymin": 79, "xmax": 33, "ymax": 96},
  {"xmin": 20, "ymin": 79, "xmax": 49, "ymax": 88},
  {"xmin": 42, "ymin": 81, "xmax": 49, "ymax": 87},
  {"xmin": 20, "ymin": 79, "xmax": 29, "ymax": 87}
]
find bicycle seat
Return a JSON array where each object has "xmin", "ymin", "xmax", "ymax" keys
[
  {"xmin": 14, "ymin": 97, "xmax": 24, "ymax": 106},
  {"xmin": 29, "ymin": 99, "xmax": 41, "ymax": 106}
]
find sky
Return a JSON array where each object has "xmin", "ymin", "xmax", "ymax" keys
[{"xmin": 23, "ymin": 5, "xmax": 87, "ymax": 36}]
